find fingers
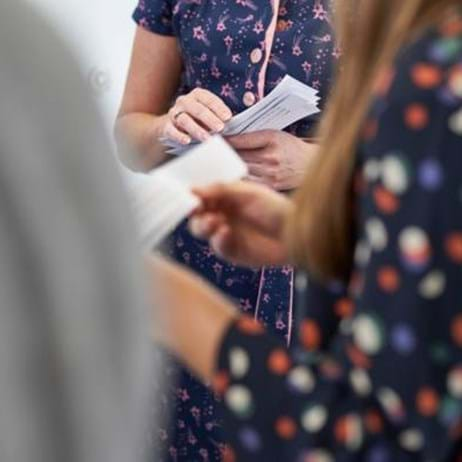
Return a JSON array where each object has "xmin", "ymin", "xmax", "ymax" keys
[
  {"xmin": 192, "ymin": 183, "xmax": 236, "ymax": 210},
  {"xmin": 173, "ymin": 111, "xmax": 210, "ymax": 141},
  {"xmin": 242, "ymin": 161, "xmax": 279, "ymax": 188},
  {"xmin": 163, "ymin": 120, "xmax": 192, "ymax": 145},
  {"xmin": 175, "ymin": 95, "xmax": 227, "ymax": 133},
  {"xmin": 193, "ymin": 89, "xmax": 233, "ymax": 122},
  {"xmin": 189, "ymin": 216, "xmax": 236, "ymax": 263},
  {"xmin": 245, "ymin": 174, "xmax": 272, "ymax": 188},
  {"xmin": 226, "ymin": 130, "xmax": 274, "ymax": 150},
  {"xmin": 189, "ymin": 213, "xmax": 225, "ymax": 240},
  {"xmin": 238, "ymin": 149, "xmax": 279, "ymax": 166},
  {"xmin": 210, "ymin": 225, "xmax": 234, "ymax": 261},
  {"xmin": 167, "ymin": 89, "xmax": 233, "ymax": 142},
  {"xmin": 193, "ymin": 181, "xmax": 260, "ymax": 214},
  {"xmin": 246, "ymin": 163, "xmax": 274, "ymax": 179}
]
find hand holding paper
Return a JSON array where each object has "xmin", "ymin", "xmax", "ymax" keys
[
  {"xmin": 122, "ymin": 136, "xmax": 248, "ymax": 250},
  {"xmin": 161, "ymin": 75, "xmax": 320, "ymax": 155}
]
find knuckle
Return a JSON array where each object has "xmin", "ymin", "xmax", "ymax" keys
[
  {"xmin": 187, "ymin": 103, "xmax": 199, "ymax": 116},
  {"xmin": 269, "ymin": 177, "xmax": 279, "ymax": 189},
  {"xmin": 205, "ymin": 95, "xmax": 216, "ymax": 105},
  {"xmin": 268, "ymin": 169, "xmax": 279, "ymax": 184},
  {"xmin": 175, "ymin": 95, "xmax": 185, "ymax": 105},
  {"xmin": 176, "ymin": 113, "xmax": 188, "ymax": 128},
  {"xmin": 266, "ymin": 154, "xmax": 279, "ymax": 166},
  {"xmin": 267, "ymin": 131, "xmax": 278, "ymax": 143}
]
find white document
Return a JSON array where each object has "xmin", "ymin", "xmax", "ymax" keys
[
  {"xmin": 122, "ymin": 136, "xmax": 248, "ymax": 250},
  {"xmin": 162, "ymin": 74, "xmax": 320, "ymax": 155}
]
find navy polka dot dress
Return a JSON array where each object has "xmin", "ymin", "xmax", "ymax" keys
[{"xmin": 213, "ymin": 12, "xmax": 462, "ymax": 462}]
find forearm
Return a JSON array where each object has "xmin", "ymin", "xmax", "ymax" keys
[
  {"xmin": 147, "ymin": 256, "xmax": 238, "ymax": 381},
  {"xmin": 115, "ymin": 112, "xmax": 170, "ymax": 172}
]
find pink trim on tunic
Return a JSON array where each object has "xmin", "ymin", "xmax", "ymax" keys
[
  {"xmin": 256, "ymin": 0, "xmax": 280, "ymax": 98},
  {"xmin": 287, "ymin": 268, "xmax": 294, "ymax": 347},
  {"xmin": 254, "ymin": 268, "xmax": 266, "ymax": 321},
  {"xmin": 255, "ymin": 0, "xmax": 294, "ymax": 345}
]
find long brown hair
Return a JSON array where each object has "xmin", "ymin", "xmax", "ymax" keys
[{"xmin": 287, "ymin": 0, "xmax": 459, "ymax": 281}]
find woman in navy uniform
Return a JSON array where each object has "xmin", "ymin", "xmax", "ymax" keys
[{"xmin": 117, "ymin": 1, "xmax": 336, "ymax": 459}]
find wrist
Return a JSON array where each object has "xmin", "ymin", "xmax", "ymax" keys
[{"xmin": 149, "ymin": 113, "xmax": 169, "ymax": 141}]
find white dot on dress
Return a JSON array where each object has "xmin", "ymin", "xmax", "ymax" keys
[
  {"xmin": 353, "ymin": 314, "xmax": 384, "ymax": 355},
  {"xmin": 225, "ymin": 385, "xmax": 253, "ymax": 418},
  {"xmin": 399, "ymin": 428, "xmax": 424, "ymax": 452},
  {"xmin": 365, "ymin": 218, "xmax": 388, "ymax": 252},
  {"xmin": 449, "ymin": 108, "xmax": 462, "ymax": 135},
  {"xmin": 349, "ymin": 368, "xmax": 372, "ymax": 397},
  {"xmin": 447, "ymin": 366, "xmax": 462, "ymax": 399},
  {"xmin": 301, "ymin": 405, "xmax": 328, "ymax": 433},
  {"xmin": 229, "ymin": 347, "xmax": 250, "ymax": 379},
  {"xmin": 418, "ymin": 270, "xmax": 446, "ymax": 299},
  {"xmin": 287, "ymin": 366, "xmax": 315, "ymax": 393},
  {"xmin": 381, "ymin": 154, "xmax": 410, "ymax": 194}
]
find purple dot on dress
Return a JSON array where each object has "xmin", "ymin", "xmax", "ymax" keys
[
  {"xmin": 391, "ymin": 324, "xmax": 417, "ymax": 355},
  {"xmin": 418, "ymin": 158, "xmax": 443, "ymax": 190},
  {"xmin": 437, "ymin": 86, "xmax": 460, "ymax": 106},
  {"xmin": 238, "ymin": 426, "xmax": 262, "ymax": 452},
  {"xmin": 400, "ymin": 257, "xmax": 428, "ymax": 274},
  {"xmin": 428, "ymin": 40, "xmax": 455, "ymax": 64},
  {"xmin": 326, "ymin": 279, "xmax": 345, "ymax": 294},
  {"xmin": 428, "ymin": 44, "xmax": 446, "ymax": 62},
  {"xmin": 366, "ymin": 445, "xmax": 390, "ymax": 462}
]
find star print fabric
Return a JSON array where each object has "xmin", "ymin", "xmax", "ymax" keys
[{"xmin": 133, "ymin": 0, "xmax": 337, "ymax": 460}]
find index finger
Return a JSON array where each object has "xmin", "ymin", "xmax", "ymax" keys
[
  {"xmin": 193, "ymin": 181, "xmax": 258, "ymax": 214},
  {"xmin": 194, "ymin": 89, "xmax": 233, "ymax": 122},
  {"xmin": 192, "ymin": 183, "xmax": 231, "ymax": 211}
]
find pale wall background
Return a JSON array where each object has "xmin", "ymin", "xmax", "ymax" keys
[{"xmin": 26, "ymin": 0, "xmax": 137, "ymax": 136}]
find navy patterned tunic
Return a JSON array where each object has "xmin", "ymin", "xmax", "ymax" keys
[{"xmin": 133, "ymin": 0, "xmax": 336, "ymax": 460}]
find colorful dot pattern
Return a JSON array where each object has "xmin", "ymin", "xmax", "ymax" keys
[{"xmin": 214, "ymin": 12, "xmax": 462, "ymax": 462}]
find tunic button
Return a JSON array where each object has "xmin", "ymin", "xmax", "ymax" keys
[
  {"xmin": 250, "ymin": 48, "xmax": 263, "ymax": 64},
  {"xmin": 243, "ymin": 91, "xmax": 256, "ymax": 107}
]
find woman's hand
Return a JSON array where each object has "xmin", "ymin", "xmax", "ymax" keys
[
  {"xmin": 163, "ymin": 88, "xmax": 233, "ymax": 145},
  {"xmin": 189, "ymin": 181, "xmax": 294, "ymax": 267},
  {"xmin": 227, "ymin": 130, "xmax": 318, "ymax": 191}
]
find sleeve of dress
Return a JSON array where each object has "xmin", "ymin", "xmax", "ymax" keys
[
  {"xmin": 213, "ymin": 25, "xmax": 462, "ymax": 462},
  {"xmin": 132, "ymin": 0, "xmax": 174, "ymax": 36},
  {"xmin": 293, "ymin": 272, "xmax": 349, "ymax": 353}
]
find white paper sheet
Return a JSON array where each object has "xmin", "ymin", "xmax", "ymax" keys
[
  {"xmin": 161, "ymin": 74, "xmax": 320, "ymax": 155},
  {"xmin": 122, "ymin": 136, "xmax": 248, "ymax": 250}
]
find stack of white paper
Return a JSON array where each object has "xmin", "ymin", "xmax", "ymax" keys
[
  {"xmin": 162, "ymin": 75, "xmax": 320, "ymax": 155},
  {"xmin": 122, "ymin": 136, "xmax": 248, "ymax": 250}
]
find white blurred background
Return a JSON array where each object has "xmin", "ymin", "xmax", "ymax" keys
[{"xmin": 26, "ymin": 0, "xmax": 136, "ymax": 137}]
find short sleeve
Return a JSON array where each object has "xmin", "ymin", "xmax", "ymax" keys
[{"xmin": 132, "ymin": 0, "xmax": 175, "ymax": 36}]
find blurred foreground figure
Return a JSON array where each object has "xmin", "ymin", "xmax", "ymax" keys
[{"xmin": 0, "ymin": 2, "xmax": 151, "ymax": 462}]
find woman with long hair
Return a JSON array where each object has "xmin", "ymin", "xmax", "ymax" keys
[{"xmin": 149, "ymin": 0, "xmax": 462, "ymax": 460}]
